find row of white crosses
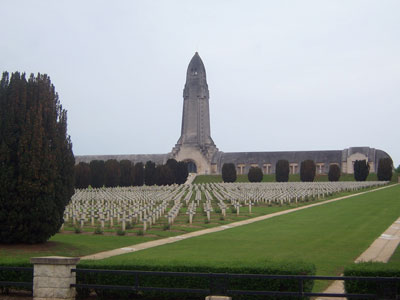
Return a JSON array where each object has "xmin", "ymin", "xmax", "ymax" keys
[
  {"xmin": 64, "ymin": 181, "xmax": 388, "ymax": 232},
  {"xmin": 65, "ymin": 185, "xmax": 186, "ymax": 232},
  {"xmin": 213, "ymin": 181, "xmax": 387, "ymax": 207}
]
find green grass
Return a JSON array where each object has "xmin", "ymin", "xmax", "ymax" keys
[
  {"xmin": 388, "ymin": 244, "xmax": 400, "ymax": 267},
  {"xmin": 193, "ymin": 172, "xmax": 399, "ymax": 184},
  {"xmin": 89, "ymin": 184, "xmax": 400, "ymax": 291},
  {"xmin": 0, "ymin": 234, "xmax": 157, "ymax": 264}
]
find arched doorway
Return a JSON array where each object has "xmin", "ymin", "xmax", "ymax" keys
[{"xmin": 186, "ymin": 161, "xmax": 197, "ymax": 173}]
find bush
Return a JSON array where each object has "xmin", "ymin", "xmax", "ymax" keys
[
  {"xmin": 125, "ymin": 222, "xmax": 134, "ymax": 230},
  {"xmin": 344, "ymin": 262, "xmax": 400, "ymax": 299},
  {"xmin": 300, "ymin": 160, "xmax": 316, "ymax": 182},
  {"xmin": 328, "ymin": 164, "xmax": 341, "ymax": 181},
  {"xmin": 74, "ymin": 227, "xmax": 82, "ymax": 234},
  {"xmin": 354, "ymin": 160, "xmax": 370, "ymax": 181},
  {"xmin": 116, "ymin": 229, "xmax": 126, "ymax": 236},
  {"xmin": 77, "ymin": 261, "xmax": 316, "ymax": 300},
  {"xmin": 248, "ymin": 167, "xmax": 263, "ymax": 182},
  {"xmin": 222, "ymin": 163, "xmax": 237, "ymax": 183},
  {"xmin": 0, "ymin": 72, "xmax": 75, "ymax": 243},
  {"xmin": 137, "ymin": 229, "xmax": 144, "ymax": 236},
  {"xmin": 94, "ymin": 226, "xmax": 103, "ymax": 235},
  {"xmin": 275, "ymin": 160, "xmax": 289, "ymax": 182},
  {"xmin": 377, "ymin": 158, "xmax": 393, "ymax": 181}
]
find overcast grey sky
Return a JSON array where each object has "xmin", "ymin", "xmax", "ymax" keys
[{"xmin": 1, "ymin": 1, "xmax": 399, "ymax": 166}]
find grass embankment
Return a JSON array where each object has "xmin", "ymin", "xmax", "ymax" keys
[
  {"xmin": 388, "ymin": 244, "xmax": 400, "ymax": 267},
  {"xmin": 0, "ymin": 185, "xmax": 381, "ymax": 264},
  {"xmin": 193, "ymin": 172, "xmax": 399, "ymax": 184},
  {"xmin": 86, "ymin": 184, "xmax": 400, "ymax": 291}
]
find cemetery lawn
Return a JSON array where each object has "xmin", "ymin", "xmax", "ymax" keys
[
  {"xmin": 0, "ymin": 188, "xmax": 360, "ymax": 265},
  {"xmin": 0, "ymin": 235, "xmax": 158, "ymax": 264},
  {"xmin": 86, "ymin": 184, "xmax": 400, "ymax": 292}
]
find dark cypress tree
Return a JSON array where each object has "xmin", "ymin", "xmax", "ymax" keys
[
  {"xmin": 353, "ymin": 160, "xmax": 370, "ymax": 181},
  {"xmin": 89, "ymin": 160, "xmax": 105, "ymax": 188},
  {"xmin": 377, "ymin": 158, "xmax": 393, "ymax": 181},
  {"xmin": 74, "ymin": 162, "xmax": 91, "ymax": 189},
  {"xmin": 328, "ymin": 164, "xmax": 341, "ymax": 182},
  {"xmin": 248, "ymin": 166, "xmax": 263, "ymax": 182},
  {"xmin": 275, "ymin": 160, "xmax": 289, "ymax": 182},
  {"xmin": 132, "ymin": 162, "xmax": 144, "ymax": 186},
  {"xmin": 119, "ymin": 160, "xmax": 132, "ymax": 187},
  {"xmin": 144, "ymin": 160, "xmax": 156, "ymax": 186},
  {"xmin": 176, "ymin": 161, "xmax": 189, "ymax": 184},
  {"xmin": 104, "ymin": 159, "xmax": 120, "ymax": 187},
  {"xmin": 222, "ymin": 163, "xmax": 237, "ymax": 183},
  {"xmin": 0, "ymin": 72, "xmax": 74, "ymax": 243},
  {"xmin": 300, "ymin": 160, "xmax": 316, "ymax": 182},
  {"xmin": 155, "ymin": 165, "xmax": 174, "ymax": 186},
  {"xmin": 166, "ymin": 158, "xmax": 178, "ymax": 183}
]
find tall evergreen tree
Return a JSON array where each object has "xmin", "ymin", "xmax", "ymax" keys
[
  {"xmin": 377, "ymin": 158, "xmax": 393, "ymax": 181},
  {"xmin": 144, "ymin": 160, "xmax": 156, "ymax": 186},
  {"xmin": 300, "ymin": 160, "xmax": 316, "ymax": 182},
  {"xmin": 155, "ymin": 165, "xmax": 174, "ymax": 186},
  {"xmin": 104, "ymin": 159, "xmax": 120, "ymax": 187},
  {"xmin": 74, "ymin": 162, "xmax": 91, "ymax": 189},
  {"xmin": 132, "ymin": 162, "xmax": 144, "ymax": 186},
  {"xmin": 275, "ymin": 160, "xmax": 289, "ymax": 182},
  {"xmin": 176, "ymin": 161, "xmax": 189, "ymax": 184},
  {"xmin": 119, "ymin": 160, "xmax": 132, "ymax": 187},
  {"xmin": 0, "ymin": 72, "xmax": 74, "ymax": 243},
  {"xmin": 328, "ymin": 164, "xmax": 341, "ymax": 182},
  {"xmin": 166, "ymin": 158, "xmax": 178, "ymax": 183},
  {"xmin": 353, "ymin": 160, "xmax": 369, "ymax": 181},
  {"xmin": 89, "ymin": 160, "xmax": 105, "ymax": 188}
]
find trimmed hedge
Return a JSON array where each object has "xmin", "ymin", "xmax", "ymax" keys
[
  {"xmin": 0, "ymin": 262, "xmax": 33, "ymax": 294},
  {"xmin": 248, "ymin": 166, "xmax": 263, "ymax": 182},
  {"xmin": 77, "ymin": 260, "xmax": 316, "ymax": 300},
  {"xmin": 222, "ymin": 163, "xmax": 237, "ymax": 183},
  {"xmin": 328, "ymin": 164, "xmax": 341, "ymax": 182},
  {"xmin": 344, "ymin": 262, "xmax": 400, "ymax": 299}
]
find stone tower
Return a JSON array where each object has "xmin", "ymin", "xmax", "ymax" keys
[{"xmin": 171, "ymin": 52, "xmax": 218, "ymax": 174}]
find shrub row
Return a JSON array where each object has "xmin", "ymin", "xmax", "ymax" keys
[
  {"xmin": 76, "ymin": 158, "xmax": 189, "ymax": 189},
  {"xmin": 77, "ymin": 260, "xmax": 316, "ymax": 300},
  {"xmin": 344, "ymin": 262, "xmax": 400, "ymax": 299},
  {"xmin": 0, "ymin": 262, "xmax": 33, "ymax": 294}
]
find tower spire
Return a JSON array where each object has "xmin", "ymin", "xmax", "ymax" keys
[
  {"xmin": 171, "ymin": 52, "xmax": 218, "ymax": 174},
  {"xmin": 180, "ymin": 52, "xmax": 214, "ymax": 146}
]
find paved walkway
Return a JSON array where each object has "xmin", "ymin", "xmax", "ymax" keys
[{"xmin": 81, "ymin": 184, "xmax": 396, "ymax": 260}]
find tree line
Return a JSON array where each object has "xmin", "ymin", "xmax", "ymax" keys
[
  {"xmin": 74, "ymin": 158, "xmax": 189, "ymax": 189},
  {"xmin": 221, "ymin": 158, "xmax": 393, "ymax": 183}
]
